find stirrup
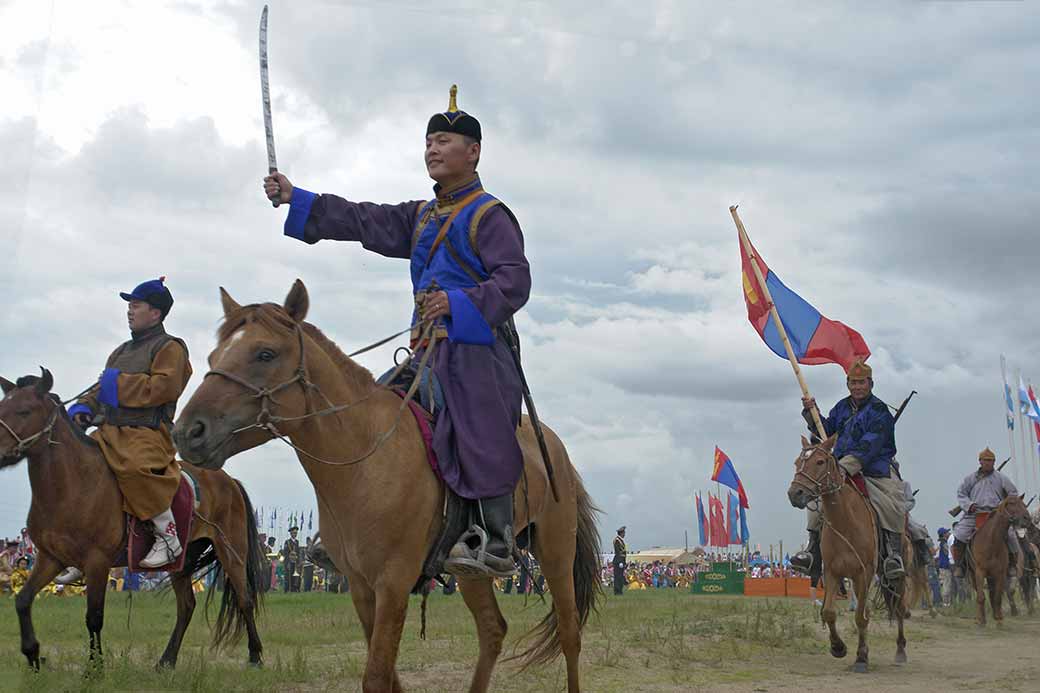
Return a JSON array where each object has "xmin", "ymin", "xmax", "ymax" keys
[
  {"xmin": 790, "ymin": 552, "xmax": 814, "ymax": 574},
  {"xmin": 884, "ymin": 556, "xmax": 906, "ymax": 580},
  {"xmin": 443, "ymin": 526, "xmax": 516, "ymax": 578},
  {"xmin": 54, "ymin": 567, "xmax": 83, "ymax": 585}
]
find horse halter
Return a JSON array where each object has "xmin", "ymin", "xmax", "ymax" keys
[
  {"xmin": 791, "ymin": 443, "xmax": 845, "ymax": 504},
  {"xmin": 0, "ymin": 401, "xmax": 61, "ymax": 463},
  {"xmin": 204, "ymin": 324, "xmax": 321, "ymax": 435}
]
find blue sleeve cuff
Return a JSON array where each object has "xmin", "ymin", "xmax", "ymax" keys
[
  {"xmin": 98, "ymin": 368, "xmax": 120, "ymax": 407},
  {"xmin": 67, "ymin": 403, "xmax": 92, "ymax": 419},
  {"xmin": 284, "ymin": 187, "xmax": 317, "ymax": 241},
  {"xmin": 445, "ymin": 289, "xmax": 495, "ymax": 346}
]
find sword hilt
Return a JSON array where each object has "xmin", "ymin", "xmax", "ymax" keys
[{"xmin": 269, "ymin": 166, "xmax": 281, "ymax": 208}]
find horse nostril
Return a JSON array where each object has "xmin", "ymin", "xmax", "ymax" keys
[{"xmin": 189, "ymin": 421, "xmax": 206, "ymax": 440}]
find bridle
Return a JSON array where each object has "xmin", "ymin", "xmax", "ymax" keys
[
  {"xmin": 790, "ymin": 443, "xmax": 845, "ymax": 504},
  {"xmin": 202, "ymin": 319, "xmax": 439, "ymax": 467},
  {"xmin": 0, "ymin": 404, "xmax": 61, "ymax": 463}
]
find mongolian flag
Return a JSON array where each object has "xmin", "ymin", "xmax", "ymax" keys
[
  {"xmin": 740, "ymin": 230, "xmax": 870, "ymax": 372},
  {"xmin": 712, "ymin": 447, "xmax": 750, "ymax": 509},
  {"xmin": 696, "ymin": 494, "xmax": 708, "ymax": 546}
]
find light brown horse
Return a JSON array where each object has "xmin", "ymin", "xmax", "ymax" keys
[
  {"xmin": 787, "ymin": 435, "xmax": 909, "ymax": 673},
  {"xmin": 0, "ymin": 370, "xmax": 265, "ymax": 671},
  {"xmin": 172, "ymin": 280, "xmax": 601, "ymax": 693},
  {"xmin": 966, "ymin": 493, "xmax": 1031, "ymax": 627}
]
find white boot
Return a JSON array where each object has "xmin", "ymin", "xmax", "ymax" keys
[
  {"xmin": 140, "ymin": 508, "xmax": 182, "ymax": 569},
  {"xmin": 54, "ymin": 567, "xmax": 83, "ymax": 584}
]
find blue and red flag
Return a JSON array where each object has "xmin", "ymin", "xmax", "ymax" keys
[
  {"xmin": 696, "ymin": 494, "xmax": 708, "ymax": 546},
  {"xmin": 740, "ymin": 231, "xmax": 870, "ymax": 372},
  {"xmin": 739, "ymin": 505, "xmax": 750, "ymax": 546},
  {"xmin": 712, "ymin": 447, "xmax": 750, "ymax": 509}
]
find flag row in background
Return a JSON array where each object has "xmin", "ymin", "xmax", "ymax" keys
[
  {"xmin": 999, "ymin": 354, "xmax": 1040, "ymax": 496},
  {"xmin": 695, "ymin": 447, "xmax": 751, "ymax": 547},
  {"xmin": 252, "ymin": 506, "xmax": 317, "ymax": 542}
]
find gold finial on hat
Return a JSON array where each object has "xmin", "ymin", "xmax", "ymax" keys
[{"xmin": 447, "ymin": 84, "xmax": 458, "ymax": 113}]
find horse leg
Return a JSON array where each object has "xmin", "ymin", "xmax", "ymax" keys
[
  {"xmin": 992, "ymin": 576, "xmax": 1005, "ymax": 627},
  {"xmin": 356, "ymin": 579, "xmax": 408, "ymax": 693},
  {"xmin": 821, "ymin": 572, "xmax": 846, "ymax": 659},
  {"xmin": 893, "ymin": 578, "xmax": 907, "ymax": 665},
  {"xmin": 15, "ymin": 550, "xmax": 63, "ymax": 670},
  {"xmin": 157, "ymin": 572, "xmax": 195, "ymax": 669},
  {"xmin": 458, "ymin": 576, "xmax": 507, "ymax": 693},
  {"xmin": 1007, "ymin": 577, "xmax": 1019, "ymax": 617},
  {"xmin": 83, "ymin": 562, "xmax": 110, "ymax": 673},
  {"xmin": 975, "ymin": 571, "xmax": 987, "ymax": 627},
  {"xmin": 213, "ymin": 540, "xmax": 264, "ymax": 666},
  {"xmin": 534, "ymin": 533, "xmax": 585, "ymax": 693},
  {"xmin": 852, "ymin": 573, "xmax": 869, "ymax": 673}
]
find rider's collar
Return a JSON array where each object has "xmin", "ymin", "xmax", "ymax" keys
[
  {"xmin": 433, "ymin": 175, "xmax": 482, "ymax": 204},
  {"xmin": 130, "ymin": 322, "xmax": 166, "ymax": 343}
]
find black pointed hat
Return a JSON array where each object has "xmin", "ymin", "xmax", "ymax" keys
[{"xmin": 427, "ymin": 84, "xmax": 481, "ymax": 141}]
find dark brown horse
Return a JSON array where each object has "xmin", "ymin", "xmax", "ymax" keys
[
  {"xmin": 173, "ymin": 280, "xmax": 601, "ymax": 693},
  {"xmin": 0, "ymin": 370, "xmax": 265, "ymax": 670},
  {"xmin": 787, "ymin": 435, "xmax": 909, "ymax": 673},
  {"xmin": 967, "ymin": 494, "xmax": 1031, "ymax": 627}
]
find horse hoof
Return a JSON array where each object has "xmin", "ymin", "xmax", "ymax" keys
[
  {"xmin": 247, "ymin": 660, "xmax": 263, "ymax": 669},
  {"xmin": 894, "ymin": 651, "xmax": 907, "ymax": 665},
  {"xmin": 854, "ymin": 661, "xmax": 868, "ymax": 673},
  {"xmin": 155, "ymin": 660, "xmax": 175, "ymax": 672},
  {"xmin": 831, "ymin": 642, "xmax": 848, "ymax": 659}
]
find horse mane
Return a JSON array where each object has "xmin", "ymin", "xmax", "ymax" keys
[
  {"xmin": 12, "ymin": 376, "xmax": 99, "ymax": 448},
  {"xmin": 217, "ymin": 303, "xmax": 376, "ymax": 393}
]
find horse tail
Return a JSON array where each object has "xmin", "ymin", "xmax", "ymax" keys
[
  {"xmin": 211, "ymin": 478, "xmax": 265, "ymax": 650},
  {"xmin": 512, "ymin": 471, "xmax": 602, "ymax": 669}
]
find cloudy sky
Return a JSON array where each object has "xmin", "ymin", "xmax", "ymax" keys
[{"xmin": 2, "ymin": 0, "xmax": 1038, "ymax": 556}]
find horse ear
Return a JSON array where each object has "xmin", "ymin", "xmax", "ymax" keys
[
  {"xmin": 283, "ymin": 279, "xmax": 309, "ymax": 323},
  {"xmin": 0, "ymin": 376, "xmax": 14, "ymax": 395},
  {"xmin": 36, "ymin": 367, "xmax": 53, "ymax": 395},
  {"xmin": 219, "ymin": 287, "xmax": 242, "ymax": 317},
  {"xmin": 800, "ymin": 435, "xmax": 810, "ymax": 450},
  {"xmin": 822, "ymin": 434, "xmax": 838, "ymax": 452}
]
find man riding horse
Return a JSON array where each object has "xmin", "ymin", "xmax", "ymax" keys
[
  {"xmin": 951, "ymin": 447, "xmax": 1020, "ymax": 578},
  {"xmin": 58, "ymin": 278, "xmax": 192, "ymax": 582},
  {"xmin": 791, "ymin": 359, "xmax": 907, "ymax": 582},
  {"xmin": 262, "ymin": 86, "xmax": 530, "ymax": 578}
]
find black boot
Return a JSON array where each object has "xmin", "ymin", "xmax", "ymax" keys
[
  {"xmin": 444, "ymin": 494, "xmax": 517, "ymax": 578},
  {"xmin": 951, "ymin": 538, "xmax": 966, "ymax": 578},
  {"xmin": 1009, "ymin": 552, "xmax": 1019, "ymax": 578},
  {"xmin": 914, "ymin": 539, "xmax": 932, "ymax": 568},
  {"xmin": 883, "ymin": 530, "xmax": 906, "ymax": 581},
  {"xmin": 790, "ymin": 531, "xmax": 820, "ymax": 576}
]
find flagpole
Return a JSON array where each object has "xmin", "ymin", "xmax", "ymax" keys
[
  {"xmin": 731, "ymin": 205, "xmax": 827, "ymax": 440},
  {"xmin": 1017, "ymin": 369, "xmax": 1033, "ymax": 497},
  {"xmin": 1029, "ymin": 378, "xmax": 1040, "ymax": 496},
  {"xmin": 1002, "ymin": 356, "xmax": 1019, "ymax": 489}
]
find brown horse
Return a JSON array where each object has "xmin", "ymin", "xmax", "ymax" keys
[
  {"xmin": 966, "ymin": 494, "xmax": 1031, "ymax": 627},
  {"xmin": 0, "ymin": 370, "xmax": 265, "ymax": 671},
  {"xmin": 172, "ymin": 280, "xmax": 601, "ymax": 693},
  {"xmin": 787, "ymin": 435, "xmax": 909, "ymax": 673}
]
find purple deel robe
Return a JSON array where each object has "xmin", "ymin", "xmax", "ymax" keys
[{"xmin": 282, "ymin": 179, "xmax": 531, "ymax": 500}]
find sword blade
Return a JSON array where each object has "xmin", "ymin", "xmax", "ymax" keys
[{"xmin": 259, "ymin": 5, "xmax": 280, "ymax": 207}]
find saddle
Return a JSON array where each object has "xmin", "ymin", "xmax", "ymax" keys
[{"xmin": 115, "ymin": 472, "xmax": 196, "ymax": 573}]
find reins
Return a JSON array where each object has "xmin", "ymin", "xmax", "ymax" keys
[
  {"xmin": 204, "ymin": 319, "xmax": 440, "ymax": 467},
  {"xmin": 0, "ymin": 381, "xmax": 98, "ymax": 461}
]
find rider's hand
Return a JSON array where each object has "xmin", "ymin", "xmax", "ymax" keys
[
  {"xmin": 72, "ymin": 413, "xmax": 92, "ymax": 429},
  {"xmin": 968, "ymin": 504, "xmax": 977, "ymax": 514},
  {"xmin": 802, "ymin": 396, "xmax": 816, "ymax": 411},
  {"xmin": 263, "ymin": 172, "xmax": 293, "ymax": 205},
  {"xmin": 418, "ymin": 291, "xmax": 451, "ymax": 321}
]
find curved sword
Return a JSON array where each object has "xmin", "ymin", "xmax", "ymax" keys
[{"xmin": 260, "ymin": 5, "xmax": 279, "ymax": 208}]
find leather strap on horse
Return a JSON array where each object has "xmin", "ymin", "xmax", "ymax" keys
[{"xmin": 425, "ymin": 189, "xmax": 484, "ymax": 266}]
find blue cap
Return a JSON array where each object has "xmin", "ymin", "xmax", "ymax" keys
[
  {"xmin": 937, "ymin": 527, "xmax": 949, "ymax": 535},
  {"xmin": 120, "ymin": 277, "xmax": 174, "ymax": 318}
]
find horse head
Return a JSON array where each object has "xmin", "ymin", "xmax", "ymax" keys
[
  {"xmin": 787, "ymin": 433, "xmax": 841, "ymax": 509},
  {"xmin": 173, "ymin": 279, "xmax": 312, "ymax": 470},
  {"xmin": 0, "ymin": 368, "xmax": 57, "ymax": 467},
  {"xmin": 1000, "ymin": 493, "xmax": 1031, "ymax": 528}
]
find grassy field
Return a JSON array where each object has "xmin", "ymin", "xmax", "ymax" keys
[{"xmin": 0, "ymin": 587, "xmax": 1036, "ymax": 692}]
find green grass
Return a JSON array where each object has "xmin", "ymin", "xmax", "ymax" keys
[{"xmin": 0, "ymin": 588, "xmax": 878, "ymax": 692}]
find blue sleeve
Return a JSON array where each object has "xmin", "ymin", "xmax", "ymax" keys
[
  {"xmin": 67, "ymin": 403, "xmax": 93, "ymax": 418},
  {"xmin": 445, "ymin": 289, "xmax": 495, "ymax": 345},
  {"xmin": 98, "ymin": 368, "xmax": 120, "ymax": 407},
  {"xmin": 284, "ymin": 187, "xmax": 317, "ymax": 242}
]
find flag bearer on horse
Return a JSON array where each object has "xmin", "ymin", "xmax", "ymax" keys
[
  {"xmin": 263, "ymin": 86, "xmax": 530, "ymax": 578},
  {"xmin": 57, "ymin": 278, "xmax": 192, "ymax": 582},
  {"xmin": 951, "ymin": 447, "xmax": 1020, "ymax": 578},
  {"xmin": 791, "ymin": 359, "xmax": 907, "ymax": 582}
]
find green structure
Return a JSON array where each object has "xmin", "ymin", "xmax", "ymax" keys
[{"xmin": 690, "ymin": 562, "xmax": 745, "ymax": 595}]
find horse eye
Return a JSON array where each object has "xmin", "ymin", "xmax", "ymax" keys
[
  {"xmin": 257, "ymin": 349, "xmax": 276, "ymax": 362},
  {"xmin": 16, "ymin": 409, "xmax": 31, "ymax": 418}
]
